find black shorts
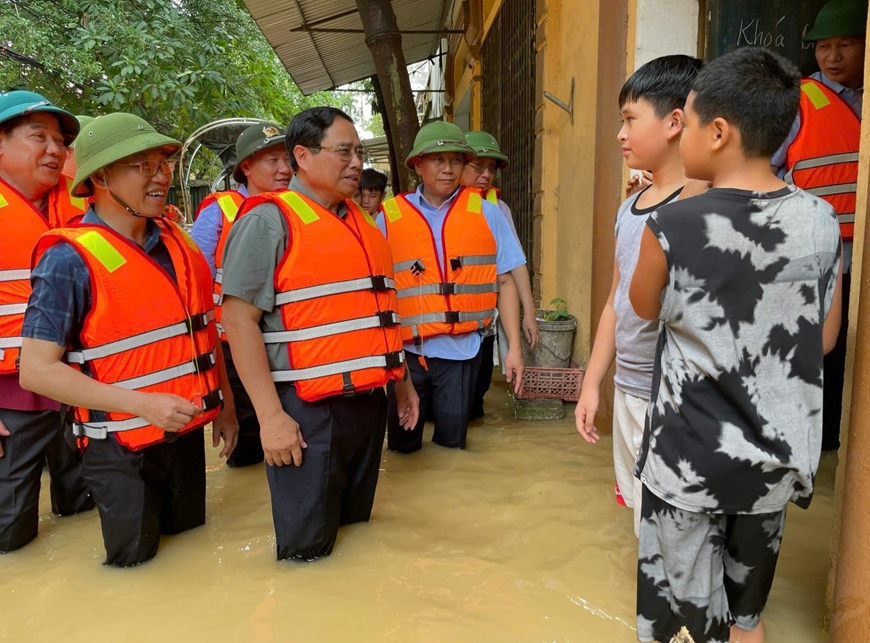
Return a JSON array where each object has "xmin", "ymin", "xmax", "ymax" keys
[{"xmin": 636, "ymin": 485, "xmax": 787, "ymax": 643}]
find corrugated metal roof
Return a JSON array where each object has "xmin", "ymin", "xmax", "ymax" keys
[{"xmin": 242, "ymin": 0, "xmax": 451, "ymax": 94}]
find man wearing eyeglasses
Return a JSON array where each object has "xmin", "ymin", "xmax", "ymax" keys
[
  {"xmin": 191, "ymin": 121, "xmax": 291, "ymax": 468},
  {"xmin": 220, "ymin": 107, "xmax": 419, "ymax": 562},
  {"xmin": 460, "ymin": 131, "xmax": 539, "ymax": 420},
  {"xmin": 379, "ymin": 121, "xmax": 525, "ymax": 454},
  {"xmin": 18, "ymin": 112, "xmax": 238, "ymax": 566},
  {"xmin": 0, "ymin": 90, "xmax": 94, "ymax": 554}
]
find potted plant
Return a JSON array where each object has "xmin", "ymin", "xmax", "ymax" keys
[
  {"xmin": 515, "ymin": 298, "xmax": 579, "ymax": 421},
  {"xmin": 521, "ymin": 298, "xmax": 578, "ymax": 369}
]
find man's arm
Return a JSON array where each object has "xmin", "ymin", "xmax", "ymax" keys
[
  {"xmin": 19, "ymin": 338, "xmax": 201, "ymax": 430},
  {"xmin": 823, "ymin": 251, "xmax": 844, "ymax": 355},
  {"xmin": 629, "ymin": 226, "xmax": 668, "ymax": 321},
  {"xmin": 575, "ymin": 263, "xmax": 619, "ymax": 444},
  {"xmin": 510, "ymin": 263, "xmax": 539, "ymax": 348},
  {"xmin": 221, "ymin": 296, "xmax": 306, "ymax": 467},
  {"xmin": 220, "ymin": 203, "xmax": 308, "ymax": 467},
  {"xmin": 211, "ymin": 339, "xmax": 238, "ymax": 457},
  {"xmin": 497, "ymin": 271, "xmax": 523, "ymax": 393}
]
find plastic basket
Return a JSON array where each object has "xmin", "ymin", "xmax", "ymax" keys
[{"xmin": 516, "ymin": 366, "xmax": 584, "ymax": 401}]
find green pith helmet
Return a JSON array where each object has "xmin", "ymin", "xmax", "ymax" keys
[
  {"xmin": 69, "ymin": 115, "xmax": 95, "ymax": 150},
  {"xmin": 804, "ymin": 0, "xmax": 868, "ymax": 41},
  {"xmin": 465, "ymin": 130, "xmax": 509, "ymax": 169},
  {"xmin": 232, "ymin": 121, "xmax": 287, "ymax": 183},
  {"xmin": 72, "ymin": 112, "xmax": 181, "ymax": 197},
  {"xmin": 0, "ymin": 90, "xmax": 79, "ymax": 145},
  {"xmin": 405, "ymin": 121, "xmax": 476, "ymax": 169}
]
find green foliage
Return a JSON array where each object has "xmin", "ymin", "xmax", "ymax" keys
[
  {"xmin": 0, "ymin": 0, "xmax": 352, "ymax": 142},
  {"xmin": 543, "ymin": 298, "xmax": 570, "ymax": 322}
]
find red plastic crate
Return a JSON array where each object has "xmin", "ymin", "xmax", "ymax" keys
[{"xmin": 516, "ymin": 366, "xmax": 585, "ymax": 401}]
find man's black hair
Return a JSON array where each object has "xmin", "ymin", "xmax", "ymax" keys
[
  {"xmin": 285, "ymin": 107, "xmax": 354, "ymax": 172},
  {"xmin": 359, "ymin": 168, "xmax": 388, "ymax": 193},
  {"xmin": 619, "ymin": 55, "xmax": 705, "ymax": 117},
  {"xmin": 691, "ymin": 47, "xmax": 801, "ymax": 158}
]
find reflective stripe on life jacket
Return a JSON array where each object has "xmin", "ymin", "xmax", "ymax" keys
[
  {"xmin": 484, "ymin": 187, "xmax": 500, "ymax": 205},
  {"xmin": 0, "ymin": 175, "xmax": 87, "ymax": 373},
  {"xmin": 784, "ymin": 78, "xmax": 860, "ymax": 240},
  {"xmin": 381, "ymin": 187, "xmax": 498, "ymax": 345},
  {"xmin": 195, "ymin": 190, "xmax": 245, "ymax": 341},
  {"xmin": 235, "ymin": 190, "xmax": 404, "ymax": 402},
  {"xmin": 32, "ymin": 219, "xmax": 221, "ymax": 451}
]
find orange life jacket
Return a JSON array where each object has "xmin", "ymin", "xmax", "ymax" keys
[
  {"xmin": 381, "ymin": 187, "xmax": 499, "ymax": 345},
  {"xmin": 33, "ymin": 219, "xmax": 221, "ymax": 451},
  {"xmin": 785, "ymin": 77, "xmax": 860, "ymax": 241},
  {"xmin": 235, "ymin": 190, "xmax": 404, "ymax": 402},
  {"xmin": 484, "ymin": 187, "xmax": 500, "ymax": 205},
  {"xmin": 195, "ymin": 191, "xmax": 245, "ymax": 342},
  {"xmin": 0, "ymin": 175, "xmax": 87, "ymax": 374}
]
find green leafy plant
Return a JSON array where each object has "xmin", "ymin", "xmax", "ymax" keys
[{"xmin": 543, "ymin": 298, "xmax": 570, "ymax": 322}]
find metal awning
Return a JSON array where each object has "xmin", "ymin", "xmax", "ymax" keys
[
  {"xmin": 361, "ymin": 135, "xmax": 390, "ymax": 164},
  {"xmin": 241, "ymin": 0, "xmax": 452, "ymax": 94}
]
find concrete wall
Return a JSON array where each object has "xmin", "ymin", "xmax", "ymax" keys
[{"xmin": 634, "ymin": 0, "xmax": 701, "ymax": 69}]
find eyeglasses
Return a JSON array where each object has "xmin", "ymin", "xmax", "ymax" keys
[
  {"xmin": 466, "ymin": 162, "xmax": 496, "ymax": 175},
  {"xmin": 309, "ymin": 144, "xmax": 369, "ymax": 163},
  {"xmin": 122, "ymin": 159, "xmax": 177, "ymax": 177}
]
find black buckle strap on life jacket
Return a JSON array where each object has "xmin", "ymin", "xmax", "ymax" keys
[
  {"xmin": 193, "ymin": 351, "xmax": 217, "ymax": 373},
  {"xmin": 342, "ymin": 372, "xmax": 355, "ymax": 397},
  {"xmin": 187, "ymin": 312, "xmax": 212, "ymax": 332},
  {"xmin": 370, "ymin": 275, "xmax": 391, "ymax": 292},
  {"xmin": 439, "ymin": 282, "xmax": 457, "ymax": 295},
  {"xmin": 202, "ymin": 389, "xmax": 223, "ymax": 412},
  {"xmin": 377, "ymin": 310, "xmax": 401, "ymax": 327},
  {"xmin": 384, "ymin": 350, "xmax": 403, "ymax": 370},
  {"xmin": 450, "ymin": 257, "xmax": 463, "ymax": 271},
  {"xmin": 444, "ymin": 311, "xmax": 461, "ymax": 324}
]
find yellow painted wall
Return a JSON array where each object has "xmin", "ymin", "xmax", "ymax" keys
[{"xmin": 536, "ymin": 0, "xmax": 613, "ymax": 363}]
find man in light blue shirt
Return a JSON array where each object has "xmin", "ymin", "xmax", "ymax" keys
[
  {"xmin": 191, "ymin": 122, "xmax": 292, "ymax": 278},
  {"xmin": 379, "ymin": 122, "xmax": 525, "ymax": 453}
]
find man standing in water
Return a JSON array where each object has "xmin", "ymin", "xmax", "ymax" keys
[
  {"xmin": 771, "ymin": 0, "xmax": 866, "ymax": 450},
  {"xmin": 380, "ymin": 121, "xmax": 525, "ymax": 452},
  {"xmin": 0, "ymin": 90, "xmax": 93, "ymax": 553},
  {"xmin": 220, "ymin": 107, "xmax": 419, "ymax": 561},
  {"xmin": 19, "ymin": 113, "xmax": 238, "ymax": 566},
  {"xmin": 459, "ymin": 130, "xmax": 538, "ymax": 419}
]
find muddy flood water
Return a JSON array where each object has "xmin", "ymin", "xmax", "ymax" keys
[{"xmin": 2, "ymin": 377, "xmax": 835, "ymax": 643}]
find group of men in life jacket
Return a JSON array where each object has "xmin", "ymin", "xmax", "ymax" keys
[
  {"xmin": 0, "ymin": 88, "xmax": 537, "ymax": 565},
  {"xmin": 771, "ymin": 0, "xmax": 866, "ymax": 450}
]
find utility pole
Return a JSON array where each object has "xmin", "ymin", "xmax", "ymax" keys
[{"xmin": 355, "ymin": 0, "xmax": 420, "ymax": 192}]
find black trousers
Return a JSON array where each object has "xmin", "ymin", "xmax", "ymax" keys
[
  {"xmin": 387, "ymin": 352, "xmax": 481, "ymax": 453},
  {"xmin": 471, "ymin": 334, "xmax": 496, "ymax": 419},
  {"xmin": 0, "ymin": 408, "xmax": 93, "ymax": 553},
  {"xmin": 268, "ymin": 385, "xmax": 387, "ymax": 561},
  {"xmin": 823, "ymin": 272, "xmax": 851, "ymax": 451},
  {"xmin": 222, "ymin": 343, "xmax": 264, "ymax": 467},
  {"xmin": 48, "ymin": 410, "xmax": 96, "ymax": 516},
  {"xmin": 82, "ymin": 427, "xmax": 206, "ymax": 567}
]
